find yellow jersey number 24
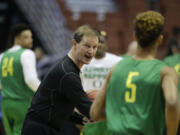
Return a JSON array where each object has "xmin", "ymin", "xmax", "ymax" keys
[
  {"xmin": 2, "ymin": 57, "xmax": 14, "ymax": 77},
  {"xmin": 125, "ymin": 72, "xmax": 139, "ymax": 103}
]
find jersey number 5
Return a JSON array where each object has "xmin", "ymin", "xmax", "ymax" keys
[
  {"xmin": 2, "ymin": 57, "xmax": 14, "ymax": 77},
  {"xmin": 125, "ymin": 72, "xmax": 139, "ymax": 103}
]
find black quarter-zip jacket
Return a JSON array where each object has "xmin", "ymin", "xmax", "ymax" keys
[{"xmin": 26, "ymin": 55, "xmax": 92, "ymax": 130}]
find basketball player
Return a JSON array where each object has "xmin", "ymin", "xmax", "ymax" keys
[
  {"xmin": 164, "ymin": 49, "xmax": 180, "ymax": 135},
  {"xmin": 90, "ymin": 11, "xmax": 179, "ymax": 135},
  {"xmin": 81, "ymin": 30, "xmax": 122, "ymax": 91},
  {"xmin": 0, "ymin": 24, "xmax": 40, "ymax": 135}
]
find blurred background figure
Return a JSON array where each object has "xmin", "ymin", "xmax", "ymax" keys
[
  {"xmin": 147, "ymin": 0, "xmax": 160, "ymax": 11},
  {"xmin": 126, "ymin": 41, "xmax": 138, "ymax": 57},
  {"xmin": 166, "ymin": 27, "xmax": 180, "ymax": 56},
  {"xmin": 34, "ymin": 47, "xmax": 49, "ymax": 80},
  {"xmin": 0, "ymin": 24, "xmax": 40, "ymax": 135},
  {"xmin": 122, "ymin": 40, "xmax": 138, "ymax": 58},
  {"xmin": 34, "ymin": 47, "xmax": 47, "ymax": 62},
  {"xmin": 81, "ymin": 30, "xmax": 122, "ymax": 91}
]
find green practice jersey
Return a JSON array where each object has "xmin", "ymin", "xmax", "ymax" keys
[
  {"xmin": 164, "ymin": 54, "xmax": 180, "ymax": 103},
  {"xmin": 0, "ymin": 48, "xmax": 34, "ymax": 100},
  {"xmin": 106, "ymin": 57, "xmax": 166, "ymax": 135}
]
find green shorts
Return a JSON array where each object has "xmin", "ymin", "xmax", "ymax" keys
[
  {"xmin": 1, "ymin": 99, "xmax": 31, "ymax": 135},
  {"xmin": 83, "ymin": 120, "xmax": 112, "ymax": 135}
]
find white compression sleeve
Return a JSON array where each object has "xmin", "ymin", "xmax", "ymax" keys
[{"xmin": 21, "ymin": 49, "xmax": 40, "ymax": 92}]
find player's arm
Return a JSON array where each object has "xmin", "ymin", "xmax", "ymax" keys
[
  {"xmin": 21, "ymin": 50, "xmax": 40, "ymax": 92},
  {"xmin": 90, "ymin": 66, "xmax": 115, "ymax": 121},
  {"xmin": 161, "ymin": 66, "xmax": 179, "ymax": 135}
]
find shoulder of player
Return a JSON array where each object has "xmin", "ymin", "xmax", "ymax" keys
[
  {"xmin": 106, "ymin": 52, "xmax": 118, "ymax": 57},
  {"xmin": 149, "ymin": 58, "xmax": 168, "ymax": 66},
  {"xmin": 0, "ymin": 53, "xmax": 4, "ymax": 62},
  {"xmin": 161, "ymin": 66, "xmax": 178, "ymax": 81},
  {"xmin": 21, "ymin": 49, "xmax": 35, "ymax": 57},
  {"xmin": 105, "ymin": 52, "xmax": 122, "ymax": 60},
  {"xmin": 20, "ymin": 49, "xmax": 36, "ymax": 64}
]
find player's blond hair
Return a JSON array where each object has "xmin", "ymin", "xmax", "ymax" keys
[{"xmin": 134, "ymin": 11, "xmax": 164, "ymax": 48}]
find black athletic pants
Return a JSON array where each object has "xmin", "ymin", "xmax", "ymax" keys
[{"xmin": 21, "ymin": 116, "xmax": 59, "ymax": 135}]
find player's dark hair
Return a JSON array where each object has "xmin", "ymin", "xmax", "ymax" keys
[{"xmin": 9, "ymin": 23, "xmax": 30, "ymax": 46}]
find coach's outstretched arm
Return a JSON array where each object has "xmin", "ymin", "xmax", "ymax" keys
[{"xmin": 161, "ymin": 66, "xmax": 179, "ymax": 135}]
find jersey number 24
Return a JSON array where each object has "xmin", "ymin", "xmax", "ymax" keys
[{"xmin": 2, "ymin": 57, "xmax": 14, "ymax": 77}]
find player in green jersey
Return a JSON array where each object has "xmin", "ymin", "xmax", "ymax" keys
[
  {"xmin": 164, "ymin": 51, "xmax": 180, "ymax": 135},
  {"xmin": 90, "ymin": 11, "xmax": 179, "ymax": 135},
  {"xmin": 0, "ymin": 24, "xmax": 40, "ymax": 135},
  {"xmin": 164, "ymin": 54, "xmax": 180, "ymax": 103}
]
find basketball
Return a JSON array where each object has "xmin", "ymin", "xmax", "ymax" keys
[{"xmin": 86, "ymin": 89, "xmax": 99, "ymax": 102}]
